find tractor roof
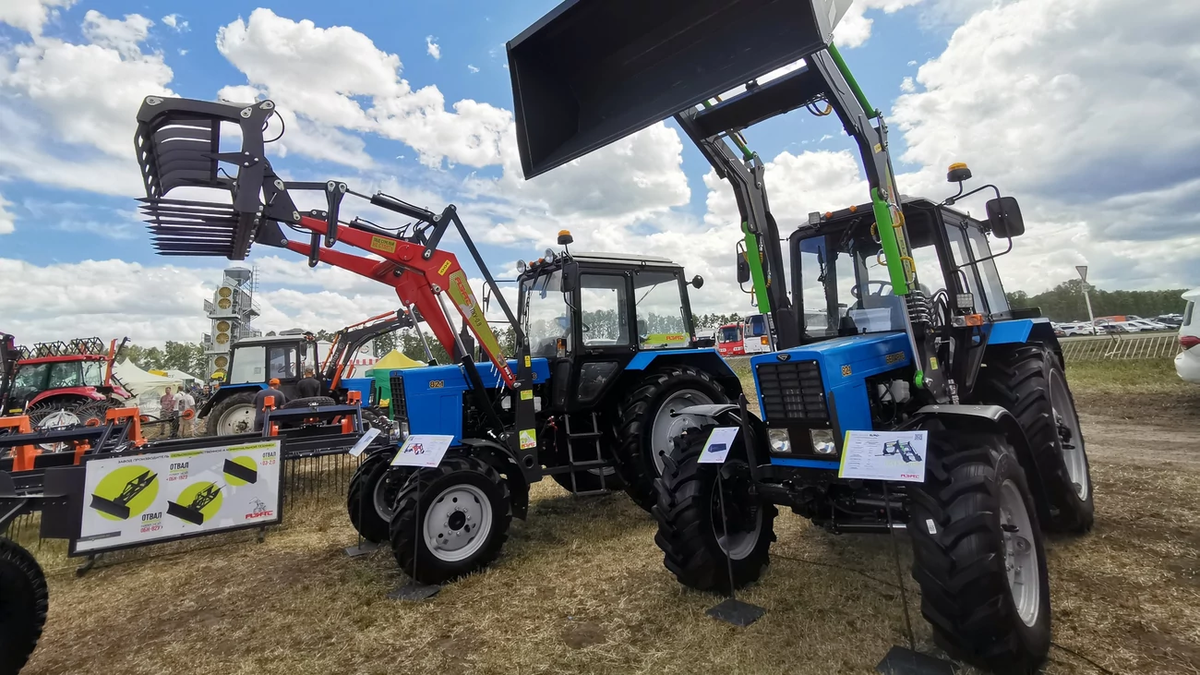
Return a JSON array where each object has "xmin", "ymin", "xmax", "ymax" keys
[
  {"xmin": 570, "ymin": 251, "xmax": 679, "ymax": 268},
  {"xmin": 233, "ymin": 335, "xmax": 314, "ymax": 347},
  {"xmin": 17, "ymin": 354, "xmax": 108, "ymax": 365}
]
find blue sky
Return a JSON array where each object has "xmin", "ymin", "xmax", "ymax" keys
[{"xmin": 2, "ymin": 0, "xmax": 1198, "ymax": 344}]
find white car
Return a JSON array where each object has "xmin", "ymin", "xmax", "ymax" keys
[
  {"xmin": 1127, "ymin": 319, "xmax": 1171, "ymax": 332},
  {"xmin": 1175, "ymin": 288, "xmax": 1200, "ymax": 383},
  {"xmin": 1060, "ymin": 322, "xmax": 1095, "ymax": 336}
]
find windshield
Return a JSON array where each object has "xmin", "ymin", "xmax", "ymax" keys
[
  {"xmin": 633, "ymin": 270, "xmax": 688, "ymax": 349},
  {"xmin": 12, "ymin": 363, "xmax": 50, "ymax": 399},
  {"xmin": 719, "ymin": 326, "xmax": 742, "ymax": 343},
  {"xmin": 522, "ymin": 270, "xmax": 570, "ymax": 357},
  {"xmin": 81, "ymin": 360, "xmax": 106, "ymax": 386}
]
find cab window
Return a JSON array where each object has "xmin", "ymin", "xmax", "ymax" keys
[
  {"xmin": 47, "ymin": 361, "xmax": 83, "ymax": 388},
  {"xmin": 268, "ymin": 345, "xmax": 298, "ymax": 379},
  {"xmin": 580, "ymin": 275, "xmax": 630, "ymax": 347},
  {"xmin": 634, "ymin": 271, "xmax": 688, "ymax": 349},
  {"xmin": 229, "ymin": 345, "xmax": 265, "ymax": 384}
]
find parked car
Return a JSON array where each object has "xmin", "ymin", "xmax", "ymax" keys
[
  {"xmin": 1156, "ymin": 313, "xmax": 1183, "ymax": 328},
  {"xmin": 1175, "ymin": 289, "xmax": 1200, "ymax": 383},
  {"xmin": 1059, "ymin": 321, "xmax": 1095, "ymax": 336}
]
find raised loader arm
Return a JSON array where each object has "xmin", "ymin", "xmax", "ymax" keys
[
  {"xmin": 133, "ymin": 96, "xmax": 538, "ymax": 447},
  {"xmin": 506, "ymin": 0, "xmax": 946, "ymax": 401}
]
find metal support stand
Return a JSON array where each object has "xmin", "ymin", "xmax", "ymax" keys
[
  {"xmin": 257, "ymin": 525, "xmax": 267, "ymax": 544},
  {"xmin": 389, "ymin": 468, "xmax": 439, "ymax": 601},
  {"xmin": 875, "ymin": 483, "xmax": 955, "ymax": 675},
  {"xmin": 705, "ymin": 471, "xmax": 765, "ymax": 627},
  {"xmin": 75, "ymin": 554, "xmax": 98, "ymax": 577}
]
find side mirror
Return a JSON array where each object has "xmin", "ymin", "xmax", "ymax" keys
[
  {"xmin": 736, "ymin": 252, "xmax": 750, "ymax": 284},
  {"xmin": 986, "ymin": 196, "xmax": 1025, "ymax": 238},
  {"xmin": 560, "ymin": 262, "xmax": 578, "ymax": 293},
  {"xmin": 690, "ymin": 275, "xmax": 704, "ymax": 289}
]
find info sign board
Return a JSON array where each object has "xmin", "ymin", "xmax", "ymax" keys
[
  {"xmin": 74, "ymin": 439, "xmax": 283, "ymax": 554},
  {"xmin": 837, "ymin": 430, "xmax": 928, "ymax": 483}
]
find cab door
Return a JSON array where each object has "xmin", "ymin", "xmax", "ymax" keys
[{"xmin": 569, "ymin": 269, "xmax": 635, "ymax": 409}]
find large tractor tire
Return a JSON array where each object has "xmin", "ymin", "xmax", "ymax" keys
[
  {"xmin": 908, "ymin": 432, "xmax": 1051, "ymax": 674},
  {"xmin": 0, "ymin": 537, "xmax": 48, "ymax": 675},
  {"xmin": 206, "ymin": 392, "xmax": 258, "ymax": 436},
  {"xmin": 975, "ymin": 344, "xmax": 1094, "ymax": 533},
  {"xmin": 389, "ymin": 456, "xmax": 512, "ymax": 585},
  {"xmin": 346, "ymin": 450, "xmax": 410, "ymax": 543},
  {"xmin": 652, "ymin": 426, "xmax": 776, "ymax": 593},
  {"xmin": 281, "ymin": 396, "xmax": 336, "ymax": 410},
  {"xmin": 616, "ymin": 365, "xmax": 728, "ymax": 511}
]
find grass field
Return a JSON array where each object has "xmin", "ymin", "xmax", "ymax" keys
[{"xmin": 16, "ymin": 357, "xmax": 1200, "ymax": 675}]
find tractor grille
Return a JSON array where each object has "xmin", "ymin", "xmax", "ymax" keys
[
  {"xmin": 756, "ymin": 360, "xmax": 828, "ymax": 424},
  {"xmin": 389, "ymin": 373, "xmax": 407, "ymax": 419}
]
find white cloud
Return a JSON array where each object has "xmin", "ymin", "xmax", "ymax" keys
[
  {"xmin": 900, "ymin": 76, "xmax": 915, "ymax": 93},
  {"xmin": 161, "ymin": 13, "xmax": 188, "ymax": 31},
  {"xmin": 425, "ymin": 35, "xmax": 440, "ymax": 60},
  {"xmin": 836, "ymin": 0, "xmax": 926, "ymax": 48},
  {"xmin": 0, "ymin": 0, "xmax": 75, "ymax": 35},
  {"xmin": 467, "ymin": 64, "xmax": 479, "ymax": 74},
  {"xmin": 0, "ymin": 192, "xmax": 14, "ymax": 234},
  {"xmin": 82, "ymin": 10, "xmax": 153, "ymax": 56}
]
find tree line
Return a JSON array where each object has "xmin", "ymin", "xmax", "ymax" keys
[{"xmin": 1006, "ymin": 280, "xmax": 1189, "ymax": 322}]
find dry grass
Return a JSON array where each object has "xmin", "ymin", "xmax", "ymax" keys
[{"xmin": 17, "ymin": 358, "xmax": 1200, "ymax": 675}]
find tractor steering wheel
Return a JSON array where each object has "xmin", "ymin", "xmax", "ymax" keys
[{"xmin": 851, "ymin": 280, "xmax": 892, "ymax": 299}]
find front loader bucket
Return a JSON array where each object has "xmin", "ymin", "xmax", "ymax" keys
[
  {"xmin": 134, "ymin": 96, "xmax": 285, "ymax": 260},
  {"xmin": 507, "ymin": 0, "xmax": 851, "ymax": 178}
]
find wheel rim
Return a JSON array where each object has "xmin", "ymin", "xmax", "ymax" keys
[
  {"xmin": 999, "ymin": 478, "xmax": 1041, "ymax": 627},
  {"xmin": 218, "ymin": 404, "xmax": 256, "ymax": 435},
  {"xmin": 650, "ymin": 388, "xmax": 714, "ymax": 475},
  {"xmin": 373, "ymin": 470, "xmax": 400, "ymax": 522},
  {"xmin": 1048, "ymin": 371, "xmax": 1089, "ymax": 500},
  {"xmin": 711, "ymin": 463, "xmax": 762, "ymax": 561},
  {"xmin": 36, "ymin": 409, "xmax": 81, "ymax": 452},
  {"xmin": 423, "ymin": 483, "xmax": 493, "ymax": 563}
]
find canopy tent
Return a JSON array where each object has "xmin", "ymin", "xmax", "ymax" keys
[
  {"xmin": 112, "ymin": 359, "xmax": 183, "ymax": 417},
  {"xmin": 366, "ymin": 349, "xmax": 426, "ymax": 410},
  {"xmin": 165, "ymin": 369, "xmax": 202, "ymax": 384}
]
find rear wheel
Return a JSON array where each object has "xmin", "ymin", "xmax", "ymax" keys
[
  {"xmin": 347, "ymin": 451, "xmax": 410, "ymax": 543},
  {"xmin": 975, "ymin": 345, "xmax": 1094, "ymax": 532},
  {"xmin": 389, "ymin": 456, "xmax": 512, "ymax": 584},
  {"xmin": 652, "ymin": 426, "xmax": 776, "ymax": 593},
  {"xmin": 615, "ymin": 365, "xmax": 727, "ymax": 511},
  {"xmin": 907, "ymin": 431, "xmax": 1051, "ymax": 674},
  {"xmin": 207, "ymin": 392, "xmax": 257, "ymax": 436},
  {"xmin": 0, "ymin": 537, "xmax": 48, "ymax": 675}
]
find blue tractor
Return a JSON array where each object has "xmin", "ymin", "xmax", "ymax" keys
[
  {"xmin": 507, "ymin": 0, "xmax": 1093, "ymax": 671},
  {"xmin": 129, "ymin": 94, "xmax": 743, "ymax": 585}
]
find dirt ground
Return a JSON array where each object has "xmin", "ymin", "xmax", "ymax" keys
[{"xmin": 17, "ymin": 362, "xmax": 1200, "ymax": 675}]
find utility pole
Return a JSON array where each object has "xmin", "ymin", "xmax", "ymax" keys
[{"xmin": 1076, "ymin": 265, "xmax": 1096, "ymax": 335}]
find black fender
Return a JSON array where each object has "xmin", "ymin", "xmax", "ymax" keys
[
  {"xmin": 460, "ymin": 438, "xmax": 530, "ymax": 520},
  {"xmin": 906, "ymin": 404, "xmax": 1049, "ymax": 516},
  {"xmin": 670, "ymin": 404, "xmax": 772, "ymax": 476}
]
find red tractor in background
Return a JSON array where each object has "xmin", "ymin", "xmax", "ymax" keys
[{"xmin": 1, "ymin": 336, "xmax": 130, "ymax": 430}]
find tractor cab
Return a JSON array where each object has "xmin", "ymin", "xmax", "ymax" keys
[
  {"xmin": 516, "ymin": 246, "xmax": 703, "ymax": 412},
  {"xmin": 223, "ymin": 333, "xmax": 319, "ymax": 394}
]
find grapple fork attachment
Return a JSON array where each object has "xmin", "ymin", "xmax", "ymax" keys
[
  {"xmin": 507, "ymin": 0, "xmax": 851, "ymax": 178},
  {"xmin": 134, "ymin": 96, "xmax": 283, "ymax": 260}
]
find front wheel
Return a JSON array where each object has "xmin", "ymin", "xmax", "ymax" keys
[
  {"xmin": 908, "ymin": 432, "xmax": 1051, "ymax": 674},
  {"xmin": 346, "ymin": 451, "xmax": 410, "ymax": 543},
  {"xmin": 206, "ymin": 392, "xmax": 257, "ymax": 436},
  {"xmin": 389, "ymin": 456, "xmax": 512, "ymax": 585},
  {"xmin": 0, "ymin": 537, "xmax": 48, "ymax": 675},
  {"xmin": 652, "ymin": 425, "xmax": 776, "ymax": 593}
]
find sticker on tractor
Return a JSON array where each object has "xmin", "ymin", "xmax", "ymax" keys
[
  {"xmin": 369, "ymin": 235, "xmax": 397, "ymax": 254},
  {"xmin": 391, "ymin": 434, "xmax": 453, "ymax": 468},
  {"xmin": 438, "ymin": 259, "xmax": 452, "ymax": 276},
  {"xmin": 841, "ymin": 364, "xmax": 853, "ymax": 377},
  {"xmin": 524, "ymin": 355, "xmax": 531, "ymax": 368},
  {"xmin": 884, "ymin": 351, "xmax": 905, "ymax": 365},
  {"xmin": 520, "ymin": 390, "xmax": 533, "ymax": 401},
  {"xmin": 929, "ymin": 357, "xmax": 939, "ymax": 370},
  {"xmin": 699, "ymin": 427, "xmax": 739, "ymax": 464},
  {"xmin": 643, "ymin": 333, "xmax": 687, "ymax": 346},
  {"xmin": 838, "ymin": 430, "xmax": 928, "ymax": 483},
  {"xmin": 446, "ymin": 270, "xmax": 513, "ymax": 383},
  {"xmin": 429, "ymin": 380, "xmax": 444, "ymax": 389},
  {"xmin": 519, "ymin": 428, "xmax": 537, "ymax": 450}
]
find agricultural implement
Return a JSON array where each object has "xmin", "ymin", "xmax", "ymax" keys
[
  {"xmin": 509, "ymin": 0, "xmax": 1093, "ymax": 671},
  {"xmin": 132, "ymin": 95, "xmax": 740, "ymax": 583},
  {"xmin": 201, "ymin": 310, "xmax": 415, "ymax": 436},
  {"xmin": 2, "ymin": 334, "xmax": 130, "ymax": 431}
]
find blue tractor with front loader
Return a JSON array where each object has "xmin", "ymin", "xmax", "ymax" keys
[{"xmin": 508, "ymin": 0, "xmax": 1093, "ymax": 672}]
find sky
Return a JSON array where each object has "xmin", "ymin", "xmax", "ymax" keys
[{"xmin": 1, "ymin": 0, "xmax": 1197, "ymax": 346}]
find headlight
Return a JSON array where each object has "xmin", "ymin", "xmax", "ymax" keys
[
  {"xmin": 810, "ymin": 429, "xmax": 837, "ymax": 455},
  {"xmin": 768, "ymin": 428, "xmax": 790, "ymax": 454}
]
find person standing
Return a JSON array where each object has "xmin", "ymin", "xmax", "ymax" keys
[
  {"xmin": 176, "ymin": 388, "xmax": 197, "ymax": 437},
  {"xmin": 297, "ymin": 368, "xmax": 322, "ymax": 398},
  {"xmin": 252, "ymin": 378, "xmax": 286, "ymax": 432},
  {"xmin": 160, "ymin": 386, "xmax": 178, "ymax": 437}
]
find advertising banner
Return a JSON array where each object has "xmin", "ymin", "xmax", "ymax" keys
[{"xmin": 75, "ymin": 439, "xmax": 283, "ymax": 554}]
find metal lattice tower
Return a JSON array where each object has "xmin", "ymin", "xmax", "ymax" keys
[{"xmin": 202, "ymin": 267, "xmax": 262, "ymax": 379}]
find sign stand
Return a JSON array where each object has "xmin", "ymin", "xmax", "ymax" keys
[
  {"xmin": 388, "ymin": 467, "xmax": 440, "ymax": 601},
  {"xmin": 874, "ymin": 482, "xmax": 955, "ymax": 675},
  {"xmin": 701, "ymin": 429, "xmax": 765, "ymax": 627}
]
